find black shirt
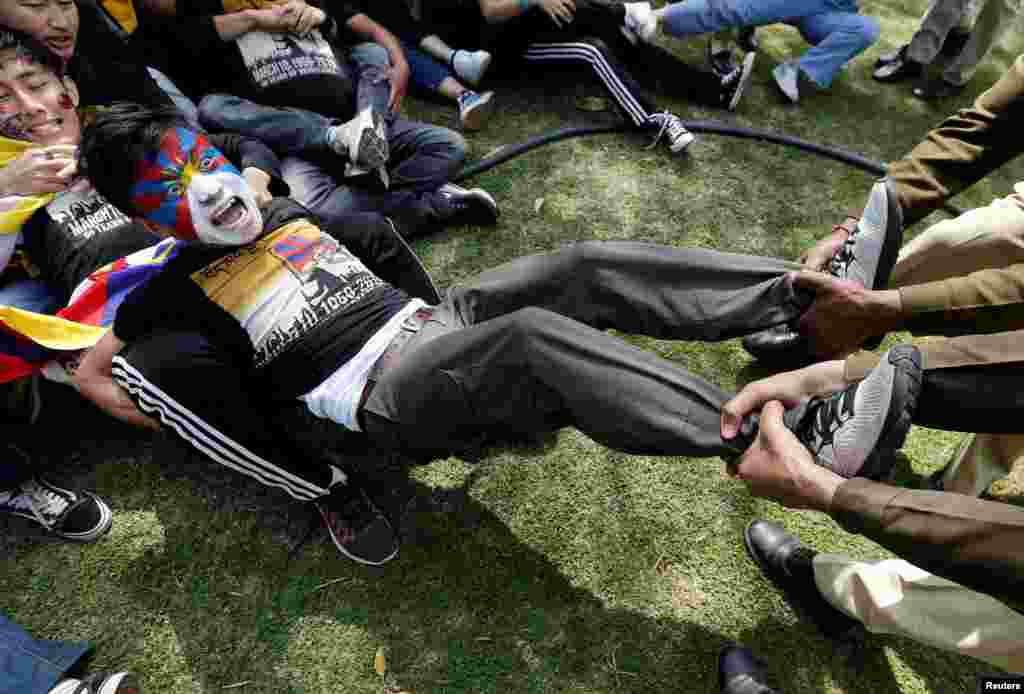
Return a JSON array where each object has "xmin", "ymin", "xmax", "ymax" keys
[
  {"xmin": 21, "ymin": 182, "xmax": 159, "ymax": 302},
  {"xmin": 69, "ymin": 2, "xmax": 174, "ymax": 109},
  {"xmin": 168, "ymin": 0, "xmax": 359, "ymax": 118},
  {"xmin": 114, "ymin": 198, "xmax": 411, "ymax": 400}
]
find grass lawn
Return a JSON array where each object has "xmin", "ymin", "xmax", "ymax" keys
[{"xmin": 4, "ymin": 2, "xmax": 1024, "ymax": 692}]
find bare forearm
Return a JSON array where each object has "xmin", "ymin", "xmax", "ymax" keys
[
  {"xmin": 77, "ymin": 377, "xmax": 160, "ymax": 430},
  {"xmin": 347, "ymin": 14, "xmax": 406, "ymax": 69},
  {"xmin": 478, "ymin": 0, "xmax": 526, "ymax": 23},
  {"xmin": 212, "ymin": 10, "xmax": 258, "ymax": 40}
]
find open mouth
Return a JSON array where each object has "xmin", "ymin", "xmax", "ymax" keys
[{"xmin": 211, "ymin": 196, "xmax": 247, "ymax": 227}]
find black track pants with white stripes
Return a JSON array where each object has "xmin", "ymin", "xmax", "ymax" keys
[
  {"xmin": 498, "ymin": 0, "xmax": 722, "ymax": 126},
  {"xmin": 113, "ymin": 331, "xmax": 334, "ymax": 502}
]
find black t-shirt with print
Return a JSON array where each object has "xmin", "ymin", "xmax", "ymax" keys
[
  {"xmin": 114, "ymin": 198, "xmax": 411, "ymax": 400},
  {"xmin": 20, "ymin": 182, "xmax": 159, "ymax": 302},
  {"xmin": 171, "ymin": 0, "xmax": 359, "ymax": 118}
]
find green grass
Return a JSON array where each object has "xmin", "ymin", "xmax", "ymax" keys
[{"xmin": 4, "ymin": 3, "xmax": 1024, "ymax": 692}]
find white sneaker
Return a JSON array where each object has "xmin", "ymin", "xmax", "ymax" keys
[
  {"xmin": 647, "ymin": 112, "xmax": 694, "ymax": 153},
  {"xmin": 452, "ymin": 49, "xmax": 492, "ymax": 87},
  {"xmin": 773, "ymin": 62, "xmax": 800, "ymax": 103},
  {"xmin": 622, "ymin": 2, "xmax": 658, "ymax": 44},
  {"xmin": 826, "ymin": 177, "xmax": 904, "ymax": 289}
]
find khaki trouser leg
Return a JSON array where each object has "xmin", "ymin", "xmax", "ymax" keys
[
  {"xmin": 813, "ymin": 554, "xmax": 1024, "ymax": 672},
  {"xmin": 940, "ymin": 432, "xmax": 1024, "ymax": 495},
  {"xmin": 889, "ymin": 189, "xmax": 1024, "ymax": 287}
]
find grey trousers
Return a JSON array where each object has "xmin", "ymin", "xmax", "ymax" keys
[
  {"xmin": 906, "ymin": 0, "xmax": 1020, "ymax": 84},
  {"xmin": 362, "ymin": 241, "xmax": 806, "ymax": 460}
]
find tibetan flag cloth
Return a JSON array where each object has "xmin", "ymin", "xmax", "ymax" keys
[
  {"xmin": 0, "ymin": 136, "xmax": 57, "ymax": 237},
  {"xmin": 0, "ymin": 238, "xmax": 180, "ymax": 383}
]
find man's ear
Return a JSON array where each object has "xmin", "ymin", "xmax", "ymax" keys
[{"xmin": 61, "ymin": 76, "xmax": 80, "ymax": 109}]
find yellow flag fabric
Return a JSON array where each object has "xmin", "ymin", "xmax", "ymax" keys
[
  {"xmin": 101, "ymin": 0, "xmax": 139, "ymax": 34},
  {"xmin": 0, "ymin": 136, "xmax": 56, "ymax": 236},
  {"xmin": 0, "ymin": 305, "xmax": 107, "ymax": 350}
]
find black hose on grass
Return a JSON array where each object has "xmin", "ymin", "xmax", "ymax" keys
[{"xmin": 451, "ymin": 121, "xmax": 964, "ymax": 218}]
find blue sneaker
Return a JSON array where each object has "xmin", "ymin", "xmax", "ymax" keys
[{"xmin": 457, "ymin": 90, "xmax": 495, "ymax": 131}]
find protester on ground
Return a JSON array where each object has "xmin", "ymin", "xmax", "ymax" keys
[
  {"xmin": 419, "ymin": 0, "xmax": 757, "ymax": 154},
  {"xmin": 873, "ymin": 0, "xmax": 1021, "ymax": 99},
  {"xmin": 0, "ymin": 31, "xmax": 278, "ymax": 541},
  {"xmin": 623, "ymin": 0, "xmax": 879, "ymax": 103},
  {"xmin": 0, "ymin": 0, "xmax": 178, "ymax": 111},
  {"xmin": 147, "ymin": 0, "xmax": 498, "ymax": 233},
  {"xmin": 70, "ymin": 104, "xmax": 933, "ymax": 569}
]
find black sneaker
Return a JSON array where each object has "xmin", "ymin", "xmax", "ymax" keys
[
  {"xmin": 826, "ymin": 177, "xmax": 903, "ymax": 290},
  {"xmin": 0, "ymin": 466, "xmax": 113, "ymax": 542},
  {"xmin": 743, "ymin": 520, "xmax": 863, "ymax": 641},
  {"xmin": 873, "ymin": 45, "xmax": 924, "ymax": 82},
  {"xmin": 783, "ymin": 345, "xmax": 922, "ymax": 480},
  {"xmin": 50, "ymin": 672, "xmax": 140, "ymax": 693},
  {"xmin": 437, "ymin": 183, "xmax": 499, "ymax": 226},
  {"xmin": 315, "ymin": 484, "xmax": 398, "ymax": 565},
  {"xmin": 718, "ymin": 645, "xmax": 776, "ymax": 694},
  {"xmin": 719, "ymin": 52, "xmax": 756, "ymax": 111}
]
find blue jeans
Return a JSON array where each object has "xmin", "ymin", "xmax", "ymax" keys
[
  {"xmin": 147, "ymin": 67, "xmax": 200, "ymax": 129},
  {"xmin": 283, "ymin": 115, "xmax": 466, "ymax": 237},
  {"xmin": 198, "ymin": 42, "xmax": 396, "ymax": 158},
  {"xmin": 0, "ymin": 614, "xmax": 89, "ymax": 694},
  {"xmin": 660, "ymin": 0, "xmax": 880, "ymax": 87},
  {"xmin": 401, "ymin": 40, "xmax": 453, "ymax": 93}
]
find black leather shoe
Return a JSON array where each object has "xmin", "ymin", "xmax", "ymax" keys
[
  {"xmin": 719, "ymin": 645, "xmax": 776, "ymax": 694},
  {"xmin": 741, "ymin": 324, "xmax": 812, "ymax": 367},
  {"xmin": 744, "ymin": 520, "xmax": 863, "ymax": 640}
]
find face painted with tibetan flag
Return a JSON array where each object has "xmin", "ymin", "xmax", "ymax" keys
[{"xmin": 129, "ymin": 128, "xmax": 262, "ymax": 246}]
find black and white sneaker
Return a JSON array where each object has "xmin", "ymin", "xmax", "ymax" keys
[
  {"xmin": 329, "ymin": 107, "xmax": 390, "ymax": 185},
  {"xmin": 647, "ymin": 112, "xmax": 695, "ymax": 153},
  {"xmin": 872, "ymin": 45, "xmax": 923, "ymax": 82},
  {"xmin": 784, "ymin": 345, "xmax": 922, "ymax": 480},
  {"xmin": 0, "ymin": 466, "xmax": 113, "ymax": 542},
  {"xmin": 437, "ymin": 183, "xmax": 499, "ymax": 226},
  {"xmin": 50, "ymin": 672, "xmax": 140, "ymax": 694},
  {"xmin": 315, "ymin": 484, "xmax": 398, "ymax": 566},
  {"xmin": 719, "ymin": 52, "xmax": 756, "ymax": 111},
  {"xmin": 826, "ymin": 177, "xmax": 903, "ymax": 290}
]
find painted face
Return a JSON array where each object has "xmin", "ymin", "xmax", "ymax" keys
[
  {"xmin": 0, "ymin": 48, "xmax": 79, "ymax": 144},
  {"xmin": 129, "ymin": 128, "xmax": 263, "ymax": 246},
  {"xmin": 0, "ymin": 1, "xmax": 79, "ymax": 61}
]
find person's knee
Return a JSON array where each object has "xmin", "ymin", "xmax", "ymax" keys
[
  {"xmin": 350, "ymin": 42, "xmax": 391, "ymax": 70},
  {"xmin": 850, "ymin": 15, "xmax": 881, "ymax": 49},
  {"xmin": 197, "ymin": 93, "xmax": 241, "ymax": 128}
]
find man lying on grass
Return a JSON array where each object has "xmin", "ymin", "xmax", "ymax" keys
[{"xmin": 73, "ymin": 103, "xmax": 923, "ymax": 566}]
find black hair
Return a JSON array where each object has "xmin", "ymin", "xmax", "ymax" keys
[
  {"xmin": 78, "ymin": 101, "xmax": 190, "ymax": 216},
  {"xmin": 0, "ymin": 29, "xmax": 65, "ymax": 75}
]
